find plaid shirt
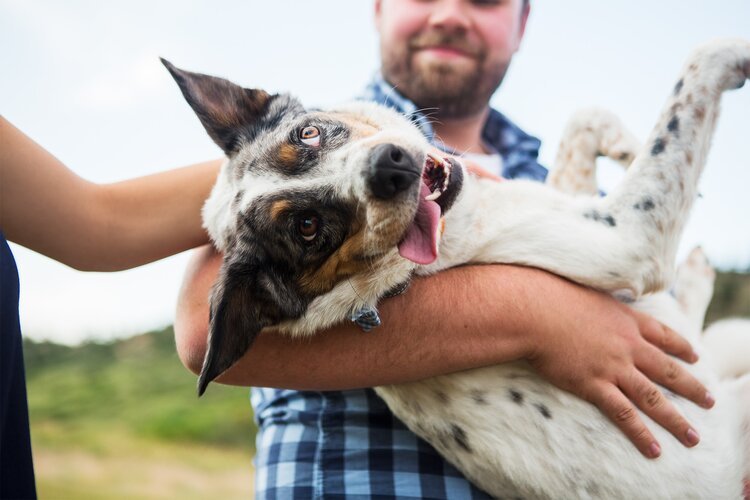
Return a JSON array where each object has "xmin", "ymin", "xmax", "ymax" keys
[{"xmin": 252, "ymin": 76, "xmax": 547, "ymax": 499}]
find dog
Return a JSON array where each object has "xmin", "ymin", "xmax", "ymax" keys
[{"xmin": 164, "ymin": 38, "xmax": 750, "ymax": 498}]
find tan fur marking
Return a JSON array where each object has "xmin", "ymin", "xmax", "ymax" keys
[
  {"xmin": 277, "ymin": 143, "xmax": 299, "ymax": 168},
  {"xmin": 270, "ymin": 200, "xmax": 291, "ymax": 221},
  {"xmin": 299, "ymin": 223, "xmax": 373, "ymax": 294},
  {"xmin": 694, "ymin": 105, "xmax": 706, "ymax": 122}
]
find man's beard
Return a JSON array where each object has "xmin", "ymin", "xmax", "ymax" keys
[{"xmin": 381, "ymin": 32, "xmax": 510, "ymax": 119}]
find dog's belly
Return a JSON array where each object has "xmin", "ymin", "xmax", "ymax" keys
[{"xmin": 374, "ymin": 297, "xmax": 746, "ymax": 499}]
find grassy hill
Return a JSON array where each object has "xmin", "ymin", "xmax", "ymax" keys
[{"xmin": 24, "ymin": 327, "xmax": 257, "ymax": 499}]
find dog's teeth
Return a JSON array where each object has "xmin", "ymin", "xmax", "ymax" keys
[
  {"xmin": 425, "ymin": 189, "xmax": 442, "ymax": 201},
  {"xmin": 442, "ymin": 162, "xmax": 451, "ymax": 190}
]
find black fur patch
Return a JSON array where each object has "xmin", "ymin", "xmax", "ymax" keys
[
  {"xmin": 584, "ymin": 210, "xmax": 617, "ymax": 227},
  {"xmin": 674, "ymin": 78, "xmax": 684, "ymax": 96},
  {"xmin": 382, "ymin": 280, "xmax": 411, "ymax": 298},
  {"xmin": 509, "ymin": 389, "xmax": 524, "ymax": 404},
  {"xmin": 471, "ymin": 390, "xmax": 488, "ymax": 405},
  {"xmin": 651, "ymin": 137, "xmax": 667, "ymax": 156},
  {"xmin": 667, "ymin": 115, "xmax": 680, "ymax": 136},
  {"xmin": 435, "ymin": 390, "xmax": 449, "ymax": 404},
  {"xmin": 535, "ymin": 403, "xmax": 552, "ymax": 419},
  {"xmin": 451, "ymin": 424, "xmax": 472, "ymax": 452},
  {"xmin": 633, "ymin": 197, "xmax": 656, "ymax": 211}
]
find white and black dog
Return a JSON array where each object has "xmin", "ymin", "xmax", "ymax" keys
[{"xmin": 164, "ymin": 39, "xmax": 750, "ymax": 499}]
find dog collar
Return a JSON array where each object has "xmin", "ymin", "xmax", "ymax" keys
[{"xmin": 350, "ymin": 305, "xmax": 381, "ymax": 332}]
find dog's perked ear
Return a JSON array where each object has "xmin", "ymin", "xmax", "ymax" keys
[
  {"xmin": 197, "ymin": 247, "xmax": 308, "ymax": 396},
  {"xmin": 161, "ymin": 58, "xmax": 273, "ymax": 155}
]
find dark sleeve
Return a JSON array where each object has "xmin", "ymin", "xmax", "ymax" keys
[{"xmin": 1, "ymin": 234, "xmax": 37, "ymax": 500}]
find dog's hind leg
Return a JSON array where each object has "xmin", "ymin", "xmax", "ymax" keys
[
  {"xmin": 547, "ymin": 108, "xmax": 640, "ymax": 196},
  {"xmin": 455, "ymin": 40, "xmax": 750, "ymax": 297},
  {"xmin": 596, "ymin": 39, "xmax": 750, "ymax": 294}
]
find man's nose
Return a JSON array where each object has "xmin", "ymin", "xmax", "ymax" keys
[
  {"xmin": 367, "ymin": 144, "xmax": 420, "ymax": 200},
  {"xmin": 427, "ymin": 0, "xmax": 471, "ymax": 33}
]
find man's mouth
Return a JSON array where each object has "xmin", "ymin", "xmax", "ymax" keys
[
  {"xmin": 416, "ymin": 45, "xmax": 475, "ymax": 59},
  {"xmin": 397, "ymin": 154, "xmax": 463, "ymax": 265}
]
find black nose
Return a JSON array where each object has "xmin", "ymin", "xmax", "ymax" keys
[{"xmin": 367, "ymin": 144, "xmax": 420, "ymax": 199}]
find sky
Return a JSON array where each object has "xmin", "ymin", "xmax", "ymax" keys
[{"xmin": 2, "ymin": 0, "xmax": 749, "ymax": 345}]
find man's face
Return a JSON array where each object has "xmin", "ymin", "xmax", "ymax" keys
[{"xmin": 375, "ymin": 0, "xmax": 529, "ymax": 118}]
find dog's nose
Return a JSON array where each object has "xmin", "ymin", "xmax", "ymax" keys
[{"xmin": 367, "ymin": 144, "xmax": 420, "ymax": 199}]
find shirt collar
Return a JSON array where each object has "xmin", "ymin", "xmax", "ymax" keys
[{"xmin": 359, "ymin": 73, "xmax": 541, "ymax": 156}]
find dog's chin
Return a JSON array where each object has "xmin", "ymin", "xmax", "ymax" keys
[{"xmin": 396, "ymin": 155, "xmax": 464, "ymax": 265}]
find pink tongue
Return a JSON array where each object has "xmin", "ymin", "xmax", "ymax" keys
[{"xmin": 398, "ymin": 183, "xmax": 441, "ymax": 264}]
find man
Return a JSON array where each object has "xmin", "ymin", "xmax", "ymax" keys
[{"xmin": 174, "ymin": 0, "xmax": 712, "ymax": 497}]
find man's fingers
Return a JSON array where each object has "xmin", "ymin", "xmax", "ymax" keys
[
  {"xmin": 637, "ymin": 344, "xmax": 714, "ymax": 409},
  {"xmin": 638, "ymin": 317, "xmax": 697, "ymax": 363},
  {"xmin": 619, "ymin": 370, "xmax": 701, "ymax": 449},
  {"xmin": 591, "ymin": 384, "xmax": 661, "ymax": 459}
]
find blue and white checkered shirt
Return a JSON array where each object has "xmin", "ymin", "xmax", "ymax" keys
[{"xmin": 252, "ymin": 76, "xmax": 548, "ymax": 499}]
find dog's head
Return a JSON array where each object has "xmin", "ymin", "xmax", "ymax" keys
[{"xmin": 163, "ymin": 60, "xmax": 463, "ymax": 394}]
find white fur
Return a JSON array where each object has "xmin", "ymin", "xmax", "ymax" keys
[{"xmin": 703, "ymin": 319, "xmax": 750, "ymax": 380}]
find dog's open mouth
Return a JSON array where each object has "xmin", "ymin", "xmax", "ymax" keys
[
  {"xmin": 423, "ymin": 153, "xmax": 452, "ymax": 203},
  {"xmin": 397, "ymin": 153, "xmax": 464, "ymax": 265}
]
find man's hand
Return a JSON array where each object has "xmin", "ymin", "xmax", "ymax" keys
[
  {"xmin": 452, "ymin": 151, "xmax": 712, "ymax": 458},
  {"xmin": 523, "ymin": 280, "xmax": 712, "ymax": 459}
]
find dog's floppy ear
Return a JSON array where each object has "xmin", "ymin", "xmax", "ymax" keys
[
  {"xmin": 197, "ymin": 248, "xmax": 307, "ymax": 396},
  {"xmin": 161, "ymin": 58, "xmax": 272, "ymax": 155}
]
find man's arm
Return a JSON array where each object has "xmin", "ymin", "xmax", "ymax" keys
[
  {"xmin": 0, "ymin": 116, "xmax": 219, "ymax": 271},
  {"xmin": 175, "ymin": 245, "xmax": 712, "ymax": 459}
]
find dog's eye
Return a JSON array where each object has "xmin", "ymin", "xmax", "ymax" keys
[
  {"xmin": 298, "ymin": 213, "xmax": 319, "ymax": 241},
  {"xmin": 300, "ymin": 126, "xmax": 321, "ymax": 147}
]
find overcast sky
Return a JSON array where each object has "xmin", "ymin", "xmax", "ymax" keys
[{"xmin": 2, "ymin": 0, "xmax": 749, "ymax": 344}]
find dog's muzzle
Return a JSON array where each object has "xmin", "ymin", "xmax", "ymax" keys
[{"xmin": 367, "ymin": 143, "xmax": 421, "ymax": 199}]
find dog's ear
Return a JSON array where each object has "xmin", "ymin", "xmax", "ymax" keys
[
  {"xmin": 161, "ymin": 58, "xmax": 272, "ymax": 155},
  {"xmin": 197, "ymin": 249, "xmax": 307, "ymax": 396}
]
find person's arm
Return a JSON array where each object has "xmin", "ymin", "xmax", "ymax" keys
[
  {"xmin": 0, "ymin": 116, "xmax": 219, "ymax": 271},
  {"xmin": 175, "ymin": 245, "xmax": 712, "ymax": 459}
]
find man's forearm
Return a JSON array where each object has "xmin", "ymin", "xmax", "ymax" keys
[{"xmin": 175, "ymin": 246, "xmax": 561, "ymax": 389}]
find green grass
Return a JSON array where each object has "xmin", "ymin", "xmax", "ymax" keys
[
  {"xmin": 24, "ymin": 327, "xmax": 258, "ymax": 498},
  {"xmin": 24, "ymin": 327, "xmax": 257, "ymax": 450}
]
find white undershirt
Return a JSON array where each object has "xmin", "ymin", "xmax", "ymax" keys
[{"xmin": 461, "ymin": 151, "xmax": 503, "ymax": 177}]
